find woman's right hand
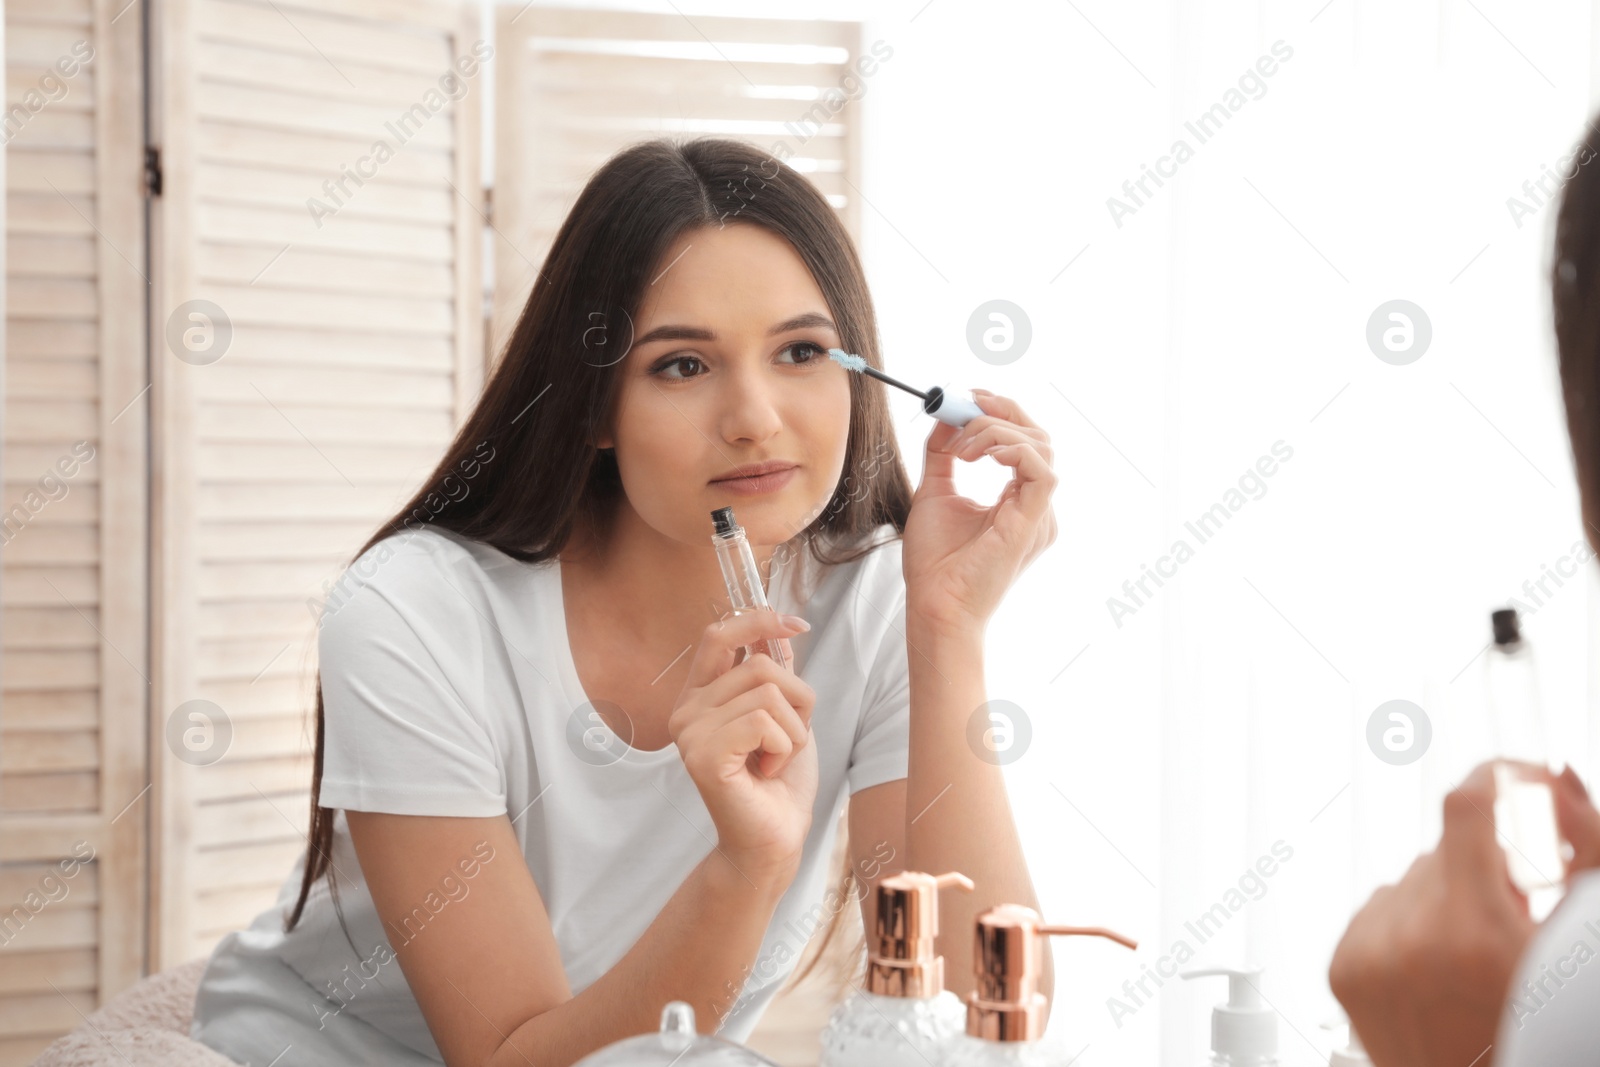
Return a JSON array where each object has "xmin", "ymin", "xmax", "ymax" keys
[
  {"xmin": 1553, "ymin": 763, "xmax": 1600, "ymax": 878},
  {"xmin": 1329, "ymin": 761, "xmax": 1600, "ymax": 1067},
  {"xmin": 668, "ymin": 610, "xmax": 818, "ymax": 890}
]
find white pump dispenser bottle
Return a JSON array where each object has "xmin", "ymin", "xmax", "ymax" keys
[
  {"xmin": 1320, "ymin": 1016, "xmax": 1372, "ymax": 1067},
  {"xmin": 1179, "ymin": 966, "xmax": 1278, "ymax": 1066}
]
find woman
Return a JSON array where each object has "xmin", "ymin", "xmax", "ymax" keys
[
  {"xmin": 190, "ymin": 137, "xmax": 1057, "ymax": 1067},
  {"xmin": 1328, "ymin": 112, "xmax": 1600, "ymax": 1065}
]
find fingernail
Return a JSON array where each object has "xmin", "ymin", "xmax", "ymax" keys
[
  {"xmin": 972, "ymin": 387, "xmax": 994, "ymax": 397},
  {"xmin": 782, "ymin": 613, "xmax": 811, "ymax": 631}
]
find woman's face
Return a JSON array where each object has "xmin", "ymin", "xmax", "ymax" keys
[{"xmin": 597, "ymin": 222, "xmax": 852, "ymax": 551}]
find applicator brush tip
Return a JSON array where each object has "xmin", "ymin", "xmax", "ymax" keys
[{"xmin": 827, "ymin": 348, "xmax": 868, "ymax": 372}]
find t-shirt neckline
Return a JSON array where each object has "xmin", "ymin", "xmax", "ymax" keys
[{"xmin": 546, "ymin": 554, "xmax": 684, "ymax": 766}]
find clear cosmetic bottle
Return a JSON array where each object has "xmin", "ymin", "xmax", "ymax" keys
[
  {"xmin": 709, "ymin": 506, "xmax": 788, "ymax": 669},
  {"xmin": 1484, "ymin": 607, "xmax": 1565, "ymax": 918}
]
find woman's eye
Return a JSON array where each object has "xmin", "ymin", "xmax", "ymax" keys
[
  {"xmin": 651, "ymin": 343, "xmax": 824, "ymax": 379},
  {"xmin": 780, "ymin": 341, "xmax": 825, "ymax": 365},
  {"xmin": 652, "ymin": 355, "xmax": 704, "ymax": 380}
]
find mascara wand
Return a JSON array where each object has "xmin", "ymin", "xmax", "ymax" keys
[{"xmin": 827, "ymin": 348, "xmax": 983, "ymax": 428}]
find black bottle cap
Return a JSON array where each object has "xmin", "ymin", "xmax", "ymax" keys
[
  {"xmin": 1491, "ymin": 608, "xmax": 1521, "ymax": 646},
  {"xmin": 711, "ymin": 507, "xmax": 737, "ymax": 537}
]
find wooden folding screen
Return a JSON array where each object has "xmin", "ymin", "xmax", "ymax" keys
[
  {"xmin": 149, "ymin": 0, "xmax": 483, "ymax": 969},
  {"xmin": 490, "ymin": 7, "xmax": 865, "ymax": 360},
  {"xmin": 0, "ymin": 0, "xmax": 146, "ymax": 1061}
]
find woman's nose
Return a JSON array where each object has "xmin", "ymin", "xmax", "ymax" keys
[{"xmin": 717, "ymin": 364, "xmax": 786, "ymax": 441}]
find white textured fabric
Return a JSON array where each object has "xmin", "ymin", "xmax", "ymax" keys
[
  {"xmin": 191, "ymin": 523, "xmax": 912, "ymax": 1065},
  {"xmin": 1494, "ymin": 868, "xmax": 1600, "ymax": 1065},
  {"xmin": 34, "ymin": 958, "xmax": 239, "ymax": 1067}
]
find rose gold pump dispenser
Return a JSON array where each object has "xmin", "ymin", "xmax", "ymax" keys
[
  {"xmin": 965, "ymin": 905, "xmax": 1137, "ymax": 1042},
  {"xmin": 865, "ymin": 871, "xmax": 975, "ymax": 998}
]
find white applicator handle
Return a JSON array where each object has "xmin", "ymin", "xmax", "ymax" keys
[
  {"xmin": 826, "ymin": 348, "xmax": 985, "ymax": 429},
  {"xmin": 925, "ymin": 387, "xmax": 983, "ymax": 428}
]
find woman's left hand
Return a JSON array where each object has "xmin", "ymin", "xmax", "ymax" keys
[{"xmin": 902, "ymin": 390, "xmax": 1057, "ymax": 634}]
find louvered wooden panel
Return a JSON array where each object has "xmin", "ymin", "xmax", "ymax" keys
[
  {"xmin": 0, "ymin": 0, "xmax": 147, "ymax": 1061},
  {"xmin": 152, "ymin": 0, "xmax": 483, "ymax": 968},
  {"xmin": 491, "ymin": 7, "xmax": 865, "ymax": 362}
]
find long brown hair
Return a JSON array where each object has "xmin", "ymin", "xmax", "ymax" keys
[
  {"xmin": 1554, "ymin": 114, "xmax": 1600, "ymax": 540},
  {"xmin": 286, "ymin": 137, "xmax": 912, "ymax": 990}
]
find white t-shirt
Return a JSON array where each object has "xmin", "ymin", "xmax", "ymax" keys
[
  {"xmin": 1494, "ymin": 868, "xmax": 1600, "ymax": 1064},
  {"xmin": 191, "ymin": 523, "xmax": 912, "ymax": 1065}
]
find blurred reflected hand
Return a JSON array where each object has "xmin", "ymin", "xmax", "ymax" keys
[
  {"xmin": 1554, "ymin": 763, "xmax": 1600, "ymax": 876},
  {"xmin": 1328, "ymin": 761, "xmax": 1600, "ymax": 1067}
]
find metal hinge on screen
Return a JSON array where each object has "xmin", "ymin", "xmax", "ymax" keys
[{"xmin": 143, "ymin": 145, "xmax": 162, "ymax": 198}]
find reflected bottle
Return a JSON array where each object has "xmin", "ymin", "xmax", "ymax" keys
[
  {"xmin": 1483, "ymin": 607, "xmax": 1565, "ymax": 917},
  {"xmin": 710, "ymin": 506, "xmax": 788, "ymax": 670}
]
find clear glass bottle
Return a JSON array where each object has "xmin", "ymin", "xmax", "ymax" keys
[
  {"xmin": 1483, "ymin": 608, "xmax": 1565, "ymax": 917},
  {"xmin": 941, "ymin": 907, "xmax": 1136, "ymax": 1067},
  {"xmin": 940, "ymin": 1034, "xmax": 1071, "ymax": 1067},
  {"xmin": 709, "ymin": 506, "xmax": 787, "ymax": 670},
  {"xmin": 819, "ymin": 872, "xmax": 973, "ymax": 1067},
  {"xmin": 823, "ymin": 991, "xmax": 968, "ymax": 1067},
  {"xmin": 572, "ymin": 1001, "xmax": 779, "ymax": 1067}
]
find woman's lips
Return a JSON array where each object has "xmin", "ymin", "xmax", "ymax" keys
[{"xmin": 711, "ymin": 466, "xmax": 797, "ymax": 495}]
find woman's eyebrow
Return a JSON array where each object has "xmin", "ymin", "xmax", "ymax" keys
[
  {"xmin": 768, "ymin": 312, "xmax": 838, "ymax": 336},
  {"xmin": 632, "ymin": 312, "xmax": 837, "ymax": 348}
]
